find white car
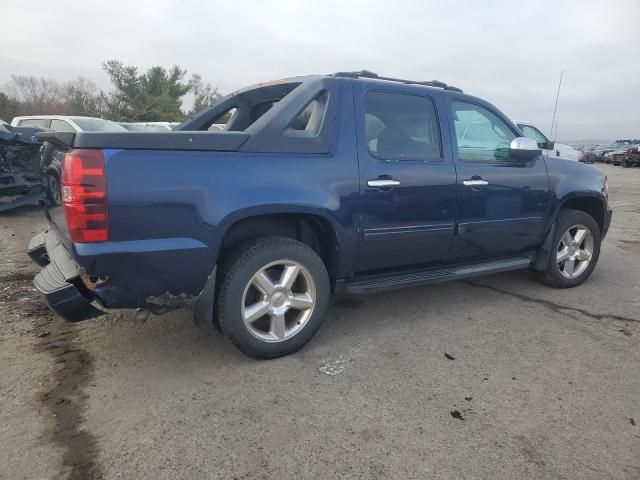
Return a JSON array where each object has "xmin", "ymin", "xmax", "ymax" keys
[
  {"xmin": 133, "ymin": 121, "xmax": 180, "ymax": 131},
  {"xmin": 11, "ymin": 115, "xmax": 127, "ymax": 133},
  {"xmin": 516, "ymin": 122, "xmax": 578, "ymax": 161}
]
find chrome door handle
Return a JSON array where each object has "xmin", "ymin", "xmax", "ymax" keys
[
  {"xmin": 368, "ymin": 179, "xmax": 401, "ymax": 187},
  {"xmin": 463, "ymin": 179, "xmax": 489, "ymax": 186}
]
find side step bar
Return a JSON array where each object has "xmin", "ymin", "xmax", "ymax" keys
[{"xmin": 338, "ymin": 256, "xmax": 532, "ymax": 294}]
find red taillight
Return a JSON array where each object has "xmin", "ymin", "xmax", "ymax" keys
[{"xmin": 62, "ymin": 149, "xmax": 108, "ymax": 243}]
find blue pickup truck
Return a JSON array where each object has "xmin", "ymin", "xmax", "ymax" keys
[{"xmin": 29, "ymin": 71, "xmax": 612, "ymax": 358}]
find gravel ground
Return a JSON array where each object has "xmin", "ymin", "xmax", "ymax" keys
[{"xmin": 1, "ymin": 163, "xmax": 638, "ymax": 480}]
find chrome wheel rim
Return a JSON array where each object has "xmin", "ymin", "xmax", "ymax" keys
[
  {"xmin": 556, "ymin": 224, "xmax": 594, "ymax": 279},
  {"xmin": 241, "ymin": 260, "xmax": 316, "ymax": 342}
]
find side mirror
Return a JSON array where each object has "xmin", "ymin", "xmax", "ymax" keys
[
  {"xmin": 546, "ymin": 140, "xmax": 555, "ymax": 150},
  {"xmin": 509, "ymin": 137, "xmax": 541, "ymax": 161}
]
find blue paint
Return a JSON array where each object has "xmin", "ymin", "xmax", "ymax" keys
[
  {"xmin": 46, "ymin": 74, "xmax": 609, "ymax": 310},
  {"xmin": 74, "ymin": 237, "xmax": 207, "ymax": 255}
]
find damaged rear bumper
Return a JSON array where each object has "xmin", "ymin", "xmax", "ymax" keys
[
  {"xmin": 28, "ymin": 229, "xmax": 218, "ymax": 327},
  {"xmin": 28, "ymin": 230, "xmax": 104, "ymax": 322}
]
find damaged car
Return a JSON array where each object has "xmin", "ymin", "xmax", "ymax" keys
[
  {"xmin": 12, "ymin": 116, "xmax": 128, "ymax": 206},
  {"xmin": 0, "ymin": 119, "xmax": 45, "ymax": 212}
]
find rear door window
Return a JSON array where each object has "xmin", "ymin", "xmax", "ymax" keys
[
  {"xmin": 364, "ymin": 91, "xmax": 441, "ymax": 161},
  {"xmin": 19, "ymin": 118, "xmax": 51, "ymax": 128}
]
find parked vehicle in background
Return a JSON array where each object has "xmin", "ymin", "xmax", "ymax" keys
[
  {"xmin": 30, "ymin": 71, "xmax": 612, "ymax": 359},
  {"xmin": 590, "ymin": 145, "xmax": 606, "ymax": 160},
  {"xmin": 578, "ymin": 145, "xmax": 598, "ymax": 163},
  {"xmin": 516, "ymin": 122, "xmax": 578, "ymax": 161},
  {"xmin": 11, "ymin": 115, "xmax": 127, "ymax": 133},
  {"xmin": 11, "ymin": 116, "xmax": 127, "ymax": 205},
  {"xmin": 608, "ymin": 145, "xmax": 632, "ymax": 166},
  {"xmin": 119, "ymin": 122, "xmax": 157, "ymax": 132},
  {"xmin": 597, "ymin": 142, "xmax": 630, "ymax": 163},
  {"xmin": 622, "ymin": 145, "xmax": 640, "ymax": 167},
  {"xmin": 133, "ymin": 121, "xmax": 179, "ymax": 131},
  {"xmin": 207, "ymin": 123, "xmax": 229, "ymax": 131},
  {"xmin": 0, "ymin": 120, "xmax": 45, "ymax": 212}
]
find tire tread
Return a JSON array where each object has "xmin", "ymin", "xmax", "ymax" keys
[
  {"xmin": 537, "ymin": 209, "xmax": 601, "ymax": 288},
  {"xmin": 215, "ymin": 236, "xmax": 329, "ymax": 359}
]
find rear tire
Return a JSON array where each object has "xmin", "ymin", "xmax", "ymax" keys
[
  {"xmin": 536, "ymin": 209, "xmax": 601, "ymax": 288},
  {"xmin": 46, "ymin": 174, "xmax": 62, "ymax": 206},
  {"xmin": 216, "ymin": 237, "xmax": 330, "ymax": 359}
]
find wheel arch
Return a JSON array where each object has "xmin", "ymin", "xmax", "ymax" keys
[
  {"xmin": 218, "ymin": 210, "xmax": 340, "ymax": 281},
  {"xmin": 555, "ymin": 194, "xmax": 605, "ymax": 234},
  {"xmin": 533, "ymin": 194, "xmax": 605, "ymax": 271},
  {"xmin": 193, "ymin": 208, "xmax": 342, "ymax": 337}
]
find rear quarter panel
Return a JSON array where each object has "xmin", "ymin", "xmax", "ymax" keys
[{"xmin": 79, "ymin": 96, "xmax": 359, "ymax": 308}]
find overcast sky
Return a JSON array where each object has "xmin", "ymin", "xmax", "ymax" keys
[{"xmin": 2, "ymin": 0, "xmax": 638, "ymax": 140}]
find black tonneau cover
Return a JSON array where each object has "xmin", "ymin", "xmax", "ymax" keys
[{"xmin": 36, "ymin": 131, "xmax": 249, "ymax": 151}]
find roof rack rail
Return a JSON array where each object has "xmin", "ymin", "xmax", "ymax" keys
[{"xmin": 334, "ymin": 70, "xmax": 463, "ymax": 93}]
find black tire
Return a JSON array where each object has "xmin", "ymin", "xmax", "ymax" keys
[
  {"xmin": 216, "ymin": 237, "xmax": 330, "ymax": 359},
  {"xmin": 623, "ymin": 159, "xmax": 630, "ymax": 168},
  {"xmin": 536, "ymin": 209, "xmax": 601, "ymax": 288},
  {"xmin": 46, "ymin": 173, "xmax": 62, "ymax": 206}
]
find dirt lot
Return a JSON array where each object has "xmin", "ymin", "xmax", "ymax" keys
[{"xmin": 1, "ymin": 163, "xmax": 638, "ymax": 480}]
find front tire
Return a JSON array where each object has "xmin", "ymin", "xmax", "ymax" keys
[
  {"xmin": 216, "ymin": 237, "xmax": 330, "ymax": 359},
  {"xmin": 536, "ymin": 209, "xmax": 601, "ymax": 288}
]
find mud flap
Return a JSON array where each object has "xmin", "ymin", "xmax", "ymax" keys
[
  {"xmin": 531, "ymin": 224, "xmax": 556, "ymax": 271},
  {"xmin": 191, "ymin": 267, "xmax": 218, "ymax": 335}
]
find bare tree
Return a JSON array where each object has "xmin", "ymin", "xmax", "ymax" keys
[
  {"xmin": 5, "ymin": 76, "xmax": 65, "ymax": 114},
  {"xmin": 0, "ymin": 63, "xmax": 222, "ymax": 121}
]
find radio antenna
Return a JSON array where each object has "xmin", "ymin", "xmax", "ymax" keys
[{"xmin": 549, "ymin": 70, "xmax": 563, "ymax": 140}]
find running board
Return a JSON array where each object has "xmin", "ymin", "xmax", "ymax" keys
[{"xmin": 339, "ymin": 256, "xmax": 532, "ymax": 294}]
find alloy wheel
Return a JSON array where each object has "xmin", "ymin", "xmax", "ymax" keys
[
  {"xmin": 556, "ymin": 224, "xmax": 594, "ymax": 279},
  {"xmin": 241, "ymin": 260, "xmax": 316, "ymax": 342}
]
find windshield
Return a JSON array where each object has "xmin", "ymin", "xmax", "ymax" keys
[{"xmin": 70, "ymin": 117, "xmax": 127, "ymax": 132}]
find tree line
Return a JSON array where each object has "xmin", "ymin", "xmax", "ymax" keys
[{"xmin": 0, "ymin": 60, "xmax": 222, "ymax": 123}]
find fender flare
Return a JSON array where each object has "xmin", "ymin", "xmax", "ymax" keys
[{"xmin": 532, "ymin": 192, "xmax": 606, "ymax": 271}]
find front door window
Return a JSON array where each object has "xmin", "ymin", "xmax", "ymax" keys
[{"xmin": 451, "ymin": 101, "xmax": 516, "ymax": 163}]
